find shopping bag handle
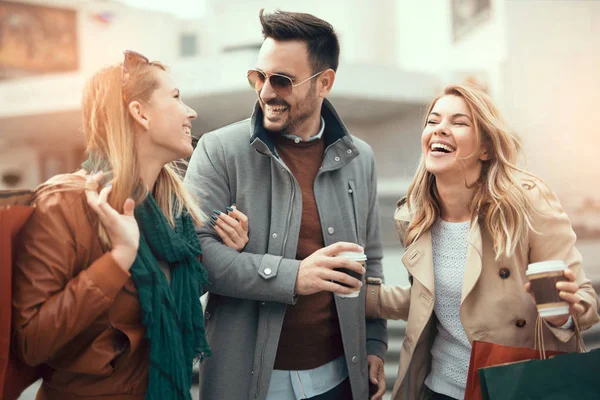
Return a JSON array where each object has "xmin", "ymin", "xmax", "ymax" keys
[{"xmin": 534, "ymin": 314, "xmax": 586, "ymax": 360}]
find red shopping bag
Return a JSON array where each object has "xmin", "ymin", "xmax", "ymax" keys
[
  {"xmin": 464, "ymin": 340, "xmax": 564, "ymax": 400},
  {"xmin": 0, "ymin": 190, "xmax": 42, "ymax": 400},
  {"xmin": 464, "ymin": 314, "xmax": 579, "ymax": 400}
]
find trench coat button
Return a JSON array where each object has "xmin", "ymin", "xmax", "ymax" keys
[
  {"xmin": 516, "ymin": 319, "xmax": 526, "ymax": 328},
  {"xmin": 408, "ymin": 275, "xmax": 414, "ymax": 285},
  {"xmin": 205, "ymin": 312, "xmax": 211, "ymax": 320},
  {"xmin": 348, "ymin": 189, "xmax": 353, "ymax": 194},
  {"xmin": 272, "ymin": 233, "xmax": 277, "ymax": 238},
  {"xmin": 347, "ymin": 149, "xmax": 352, "ymax": 154},
  {"xmin": 327, "ymin": 227, "xmax": 335, "ymax": 235},
  {"xmin": 499, "ymin": 268, "xmax": 510, "ymax": 279},
  {"xmin": 264, "ymin": 268, "xmax": 272, "ymax": 276},
  {"xmin": 334, "ymin": 156, "xmax": 340, "ymax": 162},
  {"xmin": 351, "ymin": 356, "xmax": 358, "ymax": 364}
]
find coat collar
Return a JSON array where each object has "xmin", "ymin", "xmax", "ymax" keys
[
  {"xmin": 401, "ymin": 213, "xmax": 484, "ymax": 304},
  {"xmin": 249, "ymin": 98, "xmax": 352, "ymax": 157}
]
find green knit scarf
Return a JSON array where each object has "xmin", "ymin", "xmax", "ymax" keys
[
  {"xmin": 81, "ymin": 158, "xmax": 210, "ymax": 398},
  {"xmin": 133, "ymin": 194, "xmax": 211, "ymax": 400}
]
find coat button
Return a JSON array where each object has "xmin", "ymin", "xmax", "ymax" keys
[
  {"xmin": 272, "ymin": 233, "xmax": 277, "ymax": 238},
  {"xmin": 516, "ymin": 319, "xmax": 526, "ymax": 328},
  {"xmin": 499, "ymin": 268, "xmax": 510, "ymax": 279},
  {"xmin": 327, "ymin": 227, "xmax": 335, "ymax": 235},
  {"xmin": 264, "ymin": 268, "xmax": 272, "ymax": 276},
  {"xmin": 408, "ymin": 275, "xmax": 414, "ymax": 285},
  {"xmin": 351, "ymin": 356, "xmax": 358, "ymax": 364},
  {"xmin": 347, "ymin": 149, "xmax": 352, "ymax": 154},
  {"xmin": 334, "ymin": 156, "xmax": 340, "ymax": 162},
  {"xmin": 348, "ymin": 189, "xmax": 353, "ymax": 194}
]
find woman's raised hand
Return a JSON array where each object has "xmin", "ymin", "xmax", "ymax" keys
[{"xmin": 85, "ymin": 172, "xmax": 140, "ymax": 271}]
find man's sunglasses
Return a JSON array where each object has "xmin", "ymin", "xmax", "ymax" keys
[{"xmin": 247, "ymin": 69, "xmax": 325, "ymax": 97}]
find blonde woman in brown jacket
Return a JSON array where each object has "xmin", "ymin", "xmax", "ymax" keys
[
  {"xmin": 11, "ymin": 51, "xmax": 248, "ymax": 400},
  {"xmin": 366, "ymin": 84, "xmax": 600, "ymax": 400}
]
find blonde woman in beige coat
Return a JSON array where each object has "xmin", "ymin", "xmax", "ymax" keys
[{"xmin": 366, "ymin": 84, "xmax": 600, "ymax": 400}]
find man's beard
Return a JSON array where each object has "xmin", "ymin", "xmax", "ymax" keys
[{"xmin": 262, "ymin": 86, "xmax": 319, "ymax": 136}]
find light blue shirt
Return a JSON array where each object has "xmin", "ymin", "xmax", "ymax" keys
[
  {"xmin": 281, "ymin": 117, "xmax": 325, "ymax": 143},
  {"xmin": 266, "ymin": 355, "xmax": 348, "ymax": 400}
]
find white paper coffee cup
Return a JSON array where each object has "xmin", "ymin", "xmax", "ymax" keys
[
  {"xmin": 526, "ymin": 260, "xmax": 570, "ymax": 318},
  {"xmin": 334, "ymin": 251, "xmax": 367, "ymax": 298}
]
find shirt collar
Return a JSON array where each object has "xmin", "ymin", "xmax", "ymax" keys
[{"xmin": 281, "ymin": 117, "xmax": 325, "ymax": 143}]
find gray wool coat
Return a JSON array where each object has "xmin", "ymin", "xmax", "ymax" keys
[{"xmin": 184, "ymin": 99, "xmax": 387, "ymax": 400}]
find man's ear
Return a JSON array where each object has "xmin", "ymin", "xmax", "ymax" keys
[
  {"xmin": 317, "ymin": 69, "xmax": 335, "ymax": 98},
  {"xmin": 128, "ymin": 100, "xmax": 149, "ymax": 131}
]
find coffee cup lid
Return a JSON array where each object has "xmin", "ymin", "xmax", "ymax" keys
[
  {"xmin": 526, "ymin": 260, "xmax": 567, "ymax": 275},
  {"xmin": 337, "ymin": 251, "xmax": 367, "ymax": 261}
]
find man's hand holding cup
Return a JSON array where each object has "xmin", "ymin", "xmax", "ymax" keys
[{"xmin": 295, "ymin": 242, "xmax": 366, "ymax": 297}]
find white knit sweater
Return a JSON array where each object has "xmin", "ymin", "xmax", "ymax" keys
[{"xmin": 424, "ymin": 219, "xmax": 471, "ymax": 400}]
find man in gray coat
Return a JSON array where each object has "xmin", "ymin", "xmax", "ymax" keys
[{"xmin": 184, "ymin": 9, "xmax": 387, "ymax": 400}]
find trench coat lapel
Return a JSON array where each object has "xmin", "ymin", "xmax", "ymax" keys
[
  {"xmin": 402, "ymin": 230, "xmax": 434, "ymax": 296},
  {"xmin": 461, "ymin": 216, "xmax": 484, "ymax": 303}
]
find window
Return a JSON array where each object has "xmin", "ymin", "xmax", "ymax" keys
[{"xmin": 180, "ymin": 33, "xmax": 198, "ymax": 57}]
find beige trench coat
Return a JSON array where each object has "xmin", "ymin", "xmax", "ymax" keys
[{"xmin": 367, "ymin": 181, "xmax": 600, "ymax": 400}]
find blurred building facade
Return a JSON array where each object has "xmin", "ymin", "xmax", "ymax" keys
[{"xmin": 1, "ymin": 0, "xmax": 599, "ymax": 242}]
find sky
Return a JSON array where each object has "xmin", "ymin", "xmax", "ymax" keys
[{"xmin": 120, "ymin": 0, "xmax": 207, "ymax": 18}]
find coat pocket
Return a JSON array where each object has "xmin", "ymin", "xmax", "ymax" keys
[
  {"xmin": 203, "ymin": 293, "xmax": 221, "ymax": 340},
  {"xmin": 347, "ymin": 180, "xmax": 364, "ymax": 244}
]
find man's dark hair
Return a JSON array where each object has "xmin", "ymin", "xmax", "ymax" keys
[{"xmin": 259, "ymin": 9, "xmax": 340, "ymax": 73}]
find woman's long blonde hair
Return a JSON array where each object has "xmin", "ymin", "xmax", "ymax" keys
[
  {"xmin": 405, "ymin": 84, "xmax": 544, "ymax": 259},
  {"xmin": 36, "ymin": 57, "xmax": 205, "ymax": 247}
]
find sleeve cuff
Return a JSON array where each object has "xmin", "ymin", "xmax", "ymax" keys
[
  {"xmin": 257, "ymin": 255, "xmax": 300, "ymax": 304},
  {"xmin": 273, "ymin": 257, "xmax": 301, "ymax": 305},
  {"xmin": 366, "ymin": 283, "xmax": 381, "ymax": 319},
  {"xmin": 558, "ymin": 315, "xmax": 574, "ymax": 330},
  {"xmin": 84, "ymin": 252, "xmax": 131, "ymax": 299},
  {"xmin": 367, "ymin": 339, "xmax": 388, "ymax": 360}
]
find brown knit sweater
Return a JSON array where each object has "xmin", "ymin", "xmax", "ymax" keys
[{"xmin": 272, "ymin": 135, "xmax": 344, "ymax": 371}]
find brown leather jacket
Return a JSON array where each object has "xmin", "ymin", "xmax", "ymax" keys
[{"xmin": 12, "ymin": 175, "xmax": 148, "ymax": 400}]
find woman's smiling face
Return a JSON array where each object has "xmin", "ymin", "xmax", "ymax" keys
[{"xmin": 422, "ymin": 94, "xmax": 488, "ymax": 179}]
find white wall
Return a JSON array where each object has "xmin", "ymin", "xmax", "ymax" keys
[
  {"xmin": 394, "ymin": 0, "xmax": 506, "ymax": 95},
  {"xmin": 205, "ymin": 0, "xmax": 397, "ymax": 66},
  {"xmin": 499, "ymin": 0, "xmax": 600, "ymax": 207}
]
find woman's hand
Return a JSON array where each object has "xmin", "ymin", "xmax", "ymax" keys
[
  {"xmin": 85, "ymin": 172, "xmax": 139, "ymax": 271},
  {"xmin": 524, "ymin": 269, "xmax": 587, "ymax": 327},
  {"xmin": 210, "ymin": 205, "xmax": 248, "ymax": 252}
]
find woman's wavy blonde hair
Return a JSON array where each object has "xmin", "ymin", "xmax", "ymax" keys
[
  {"xmin": 404, "ymin": 84, "xmax": 546, "ymax": 259},
  {"xmin": 36, "ymin": 57, "xmax": 205, "ymax": 247}
]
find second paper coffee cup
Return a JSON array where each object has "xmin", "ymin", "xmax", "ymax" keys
[
  {"xmin": 334, "ymin": 251, "xmax": 367, "ymax": 298},
  {"xmin": 526, "ymin": 260, "xmax": 570, "ymax": 317}
]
